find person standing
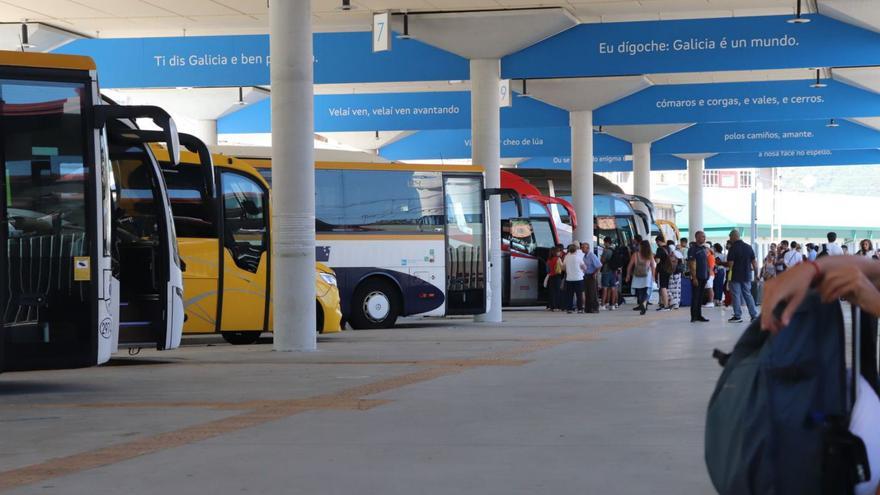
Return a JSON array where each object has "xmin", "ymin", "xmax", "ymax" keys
[
  {"xmin": 600, "ymin": 237, "xmax": 618, "ymax": 310},
  {"xmin": 705, "ymin": 244, "xmax": 717, "ymax": 308},
  {"xmin": 546, "ymin": 247, "xmax": 565, "ymax": 311},
  {"xmin": 826, "ymin": 232, "xmax": 844, "ymax": 256},
  {"xmin": 858, "ymin": 239, "xmax": 875, "ymax": 258},
  {"xmin": 688, "ymin": 231, "xmax": 711, "ymax": 323},
  {"xmin": 762, "ymin": 243, "xmax": 778, "ymax": 281},
  {"xmin": 654, "ymin": 236, "xmax": 672, "ymax": 311},
  {"xmin": 581, "ymin": 242, "xmax": 602, "ymax": 313},
  {"xmin": 775, "ymin": 240, "xmax": 790, "ymax": 275},
  {"xmin": 668, "ymin": 239, "xmax": 683, "ymax": 309},
  {"xmin": 784, "ymin": 241, "xmax": 803, "ymax": 269},
  {"xmin": 563, "ymin": 244, "xmax": 586, "ymax": 313},
  {"xmin": 627, "ymin": 240, "xmax": 656, "ymax": 315},
  {"xmin": 726, "ymin": 230, "xmax": 759, "ymax": 323},
  {"xmin": 806, "ymin": 242, "xmax": 818, "ymax": 262},
  {"xmin": 712, "ymin": 243, "xmax": 727, "ymax": 307}
]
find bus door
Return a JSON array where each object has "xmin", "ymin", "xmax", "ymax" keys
[
  {"xmin": 103, "ymin": 107, "xmax": 183, "ymax": 351},
  {"xmin": 444, "ymin": 175, "xmax": 487, "ymax": 315},
  {"xmin": 218, "ymin": 169, "xmax": 270, "ymax": 335},
  {"xmin": 160, "ymin": 136, "xmax": 220, "ymax": 335},
  {"xmin": 0, "ymin": 76, "xmax": 104, "ymax": 371}
]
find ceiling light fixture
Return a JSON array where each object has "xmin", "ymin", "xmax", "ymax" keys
[
  {"xmin": 339, "ymin": 0, "xmax": 353, "ymax": 11},
  {"xmin": 397, "ymin": 12, "xmax": 412, "ymax": 39},
  {"xmin": 826, "ymin": 118, "xmax": 839, "ymax": 128},
  {"xmin": 235, "ymin": 87, "xmax": 246, "ymax": 106},
  {"xmin": 20, "ymin": 23, "xmax": 35, "ymax": 49},
  {"xmin": 516, "ymin": 79, "xmax": 531, "ymax": 98},
  {"xmin": 787, "ymin": 0, "xmax": 811, "ymax": 23},
  {"xmin": 810, "ymin": 69, "xmax": 827, "ymax": 88}
]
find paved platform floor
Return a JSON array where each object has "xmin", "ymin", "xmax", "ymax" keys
[{"xmin": 0, "ymin": 304, "xmax": 747, "ymax": 494}]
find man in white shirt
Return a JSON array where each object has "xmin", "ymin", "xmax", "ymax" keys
[
  {"xmin": 784, "ymin": 241, "xmax": 803, "ymax": 269},
  {"xmin": 563, "ymin": 244, "xmax": 586, "ymax": 313},
  {"xmin": 826, "ymin": 231, "xmax": 844, "ymax": 256}
]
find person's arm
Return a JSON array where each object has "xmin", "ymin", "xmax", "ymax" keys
[
  {"xmin": 751, "ymin": 258, "xmax": 759, "ymax": 281},
  {"xmin": 688, "ymin": 255, "xmax": 697, "ymax": 286},
  {"xmin": 761, "ymin": 255, "xmax": 880, "ymax": 332},
  {"xmin": 626, "ymin": 253, "xmax": 635, "ymax": 282}
]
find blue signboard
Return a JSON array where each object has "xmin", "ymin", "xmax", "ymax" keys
[
  {"xmin": 219, "ymin": 91, "xmax": 568, "ymax": 134},
  {"xmin": 708, "ymin": 149, "xmax": 880, "ymax": 169},
  {"xmin": 653, "ymin": 119, "xmax": 880, "ymax": 154},
  {"xmin": 519, "ymin": 154, "xmax": 686, "ymax": 172},
  {"xmin": 380, "ymin": 128, "xmax": 632, "ymax": 161},
  {"xmin": 595, "ymin": 80, "xmax": 880, "ymax": 125},
  {"xmin": 503, "ymin": 15, "xmax": 880, "ymax": 79},
  {"xmin": 517, "ymin": 155, "xmax": 632, "ymax": 172},
  {"xmin": 54, "ymin": 32, "xmax": 468, "ymax": 88}
]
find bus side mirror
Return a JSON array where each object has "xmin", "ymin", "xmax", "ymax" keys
[
  {"xmin": 178, "ymin": 133, "xmax": 217, "ymax": 199},
  {"xmin": 94, "ymin": 105, "xmax": 181, "ymax": 166},
  {"xmin": 484, "ymin": 188, "xmax": 528, "ymax": 218}
]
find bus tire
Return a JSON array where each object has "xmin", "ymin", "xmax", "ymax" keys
[
  {"xmin": 350, "ymin": 278, "xmax": 400, "ymax": 329},
  {"xmin": 316, "ymin": 300, "xmax": 324, "ymax": 334},
  {"xmin": 221, "ymin": 331, "xmax": 262, "ymax": 345}
]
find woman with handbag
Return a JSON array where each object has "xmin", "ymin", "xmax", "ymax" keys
[
  {"xmin": 627, "ymin": 240, "xmax": 657, "ymax": 315},
  {"xmin": 546, "ymin": 247, "xmax": 565, "ymax": 311}
]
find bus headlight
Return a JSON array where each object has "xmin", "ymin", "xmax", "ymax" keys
[{"xmin": 319, "ymin": 272, "xmax": 337, "ymax": 287}]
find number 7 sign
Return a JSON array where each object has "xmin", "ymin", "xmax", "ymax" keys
[{"xmin": 373, "ymin": 12, "xmax": 391, "ymax": 52}]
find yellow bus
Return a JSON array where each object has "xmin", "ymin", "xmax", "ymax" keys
[{"xmin": 153, "ymin": 146, "xmax": 342, "ymax": 345}]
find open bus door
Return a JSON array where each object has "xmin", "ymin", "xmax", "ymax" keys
[
  {"xmin": 0, "ymin": 66, "xmax": 182, "ymax": 372},
  {"xmin": 99, "ymin": 105, "xmax": 184, "ymax": 351}
]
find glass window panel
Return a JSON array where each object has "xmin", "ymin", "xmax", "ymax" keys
[
  {"xmin": 222, "ymin": 172, "xmax": 266, "ymax": 273},
  {"xmin": 1, "ymin": 78, "xmax": 90, "ymax": 343},
  {"xmin": 162, "ymin": 165, "xmax": 216, "ymax": 238},
  {"xmin": 315, "ymin": 169, "xmax": 444, "ymax": 234}
]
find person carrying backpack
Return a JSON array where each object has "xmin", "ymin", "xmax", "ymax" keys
[
  {"xmin": 627, "ymin": 240, "xmax": 656, "ymax": 315},
  {"xmin": 600, "ymin": 237, "xmax": 618, "ymax": 310},
  {"xmin": 654, "ymin": 235, "xmax": 673, "ymax": 311}
]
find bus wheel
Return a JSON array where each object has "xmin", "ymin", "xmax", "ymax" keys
[
  {"xmin": 221, "ymin": 331, "xmax": 262, "ymax": 345},
  {"xmin": 351, "ymin": 279, "xmax": 400, "ymax": 329},
  {"xmin": 316, "ymin": 301, "xmax": 324, "ymax": 334}
]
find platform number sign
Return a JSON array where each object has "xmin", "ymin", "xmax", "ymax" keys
[
  {"xmin": 500, "ymin": 79, "xmax": 511, "ymax": 108},
  {"xmin": 373, "ymin": 12, "xmax": 391, "ymax": 53}
]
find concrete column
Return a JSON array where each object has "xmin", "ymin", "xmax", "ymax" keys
[
  {"xmin": 687, "ymin": 158, "xmax": 704, "ymax": 237},
  {"xmin": 570, "ymin": 110, "xmax": 594, "ymax": 245},
  {"xmin": 633, "ymin": 142, "xmax": 651, "ymax": 199},
  {"xmin": 191, "ymin": 119, "xmax": 218, "ymax": 146},
  {"xmin": 270, "ymin": 0, "xmax": 316, "ymax": 351},
  {"xmin": 172, "ymin": 117, "xmax": 217, "ymax": 146},
  {"xmin": 471, "ymin": 59, "xmax": 502, "ymax": 323}
]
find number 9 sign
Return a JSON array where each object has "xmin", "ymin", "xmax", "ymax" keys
[{"xmin": 499, "ymin": 79, "xmax": 511, "ymax": 108}]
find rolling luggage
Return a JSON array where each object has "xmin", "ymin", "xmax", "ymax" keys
[{"xmin": 705, "ymin": 293, "xmax": 879, "ymax": 495}]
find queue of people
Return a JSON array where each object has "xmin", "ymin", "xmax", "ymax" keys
[
  {"xmin": 546, "ymin": 242, "xmax": 605, "ymax": 314},
  {"xmin": 545, "ymin": 228, "xmax": 873, "ymax": 322}
]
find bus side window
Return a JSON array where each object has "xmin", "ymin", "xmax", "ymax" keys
[{"xmin": 221, "ymin": 171, "xmax": 267, "ymax": 273}]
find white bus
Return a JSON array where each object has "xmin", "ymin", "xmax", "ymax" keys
[
  {"xmin": 218, "ymin": 149, "xmax": 505, "ymax": 329},
  {"xmin": 1, "ymin": 51, "xmax": 184, "ymax": 372}
]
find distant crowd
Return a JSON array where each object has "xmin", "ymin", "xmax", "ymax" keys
[{"xmin": 544, "ymin": 230, "xmax": 858, "ymax": 323}]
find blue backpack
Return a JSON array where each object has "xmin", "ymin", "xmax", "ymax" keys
[{"xmin": 705, "ymin": 293, "xmax": 878, "ymax": 495}]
